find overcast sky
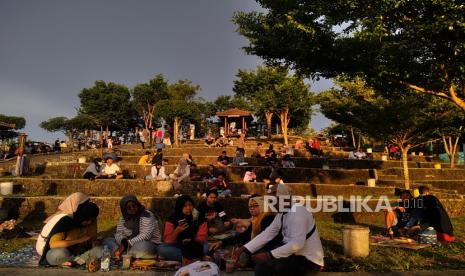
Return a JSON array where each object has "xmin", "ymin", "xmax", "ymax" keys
[{"xmin": 0, "ymin": 0, "xmax": 331, "ymax": 142}]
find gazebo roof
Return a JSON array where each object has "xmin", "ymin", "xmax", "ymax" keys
[
  {"xmin": 216, "ymin": 108, "xmax": 252, "ymax": 117},
  {"xmin": 0, "ymin": 121, "xmax": 15, "ymax": 130}
]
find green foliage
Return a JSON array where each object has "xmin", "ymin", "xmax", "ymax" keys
[
  {"xmin": 40, "ymin": 114, "xmax": 95, "ymax": 134},
  {"xmin": 234, "ymin": 0, "xmax": 465, "ymax": 111},
  {"xmin": 168, "ymin": 79, "xmax": 201, "ymax": 101},
  {"xmin": 317, "ymin": 77, "xmax": 437, "ymax": 147},
  {"xmin": 78, "ymin": 80, "xmax": 135, "ymax": 130},
  {"xmin": 132, "ymin": 74, "xmax": 169, "ymax": 107},
  {"xmin": 0, "ymin": 114, "xmax": 26, "ymax": 129},
  {"xmin": 233, "ymin": 65, "xmax": 314, "ymax": 129}
]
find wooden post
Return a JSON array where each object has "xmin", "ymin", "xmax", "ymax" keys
[
  {"xmin": 242, "ymin": 117, "xmax": 245, "ymax": 133},
  {"xmin": 224, "ymin": 117, "xmax": 227, "ymax": 136}
]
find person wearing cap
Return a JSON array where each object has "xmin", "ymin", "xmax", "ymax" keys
[{"xmin": 197, "ymin": 190, "xmax": 231, "ymax": 235}]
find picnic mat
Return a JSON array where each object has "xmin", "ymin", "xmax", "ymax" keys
[
  {"xmin": 131, "ymin": 259, "xmax": 180, "ymax": 270},
  {"xmin": 370, "ymin": 235, "xmax": 432, "ymax": 250}
]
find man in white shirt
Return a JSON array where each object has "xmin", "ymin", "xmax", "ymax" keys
[
  {"xmin": 100, "ymin": 157, "xmax": 124, "ymax": 179},
  {"xmin": 234, "ymin": 202, "xmax": 324, "ymax": 275},
  {"xmin": 174, "ymin": 241, "xmax": 219, "ymax": 276}
]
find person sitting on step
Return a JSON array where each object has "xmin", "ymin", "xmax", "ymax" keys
[
  {"xmin": 83, "ymin": 158, "xmax": 102, "ymax": 180},
  {"xmin": 207, "ymin": 173, "xmax": 231, "ymax": 198},
  {"xmin": 100, "ymin": 157, "xmax": 124, "ymax": 179},
  {"xmin": 158, "ymin": 195, "xmax": 208, "ymax": 262},
  {"xmin": 216, "ymin": 151, "xmax": 231, "ymax": 168},
  {"xmin": 36, "ymin": 198, "xmax": 101, "ymax": 267},
  {"xmin": 146, "ymin": 162, "xmax": 169, "ymax": 180},
  {"xmin": 138, "ymin": 151, "xmax": 152, "ymax": 165},
  {"xmin": 197, "ymin": 190, "xmax": 231, "ymax": 235},
  {"xmin": 209, "ymin": 195, "xmax": 282, "ymax": 268},
  {"xmin": 103, "ymin": 195, "xmax": 161, "ymax": 259}
]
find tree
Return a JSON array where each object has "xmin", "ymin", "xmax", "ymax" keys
[
  {"xmin": 132, "ymin": 74, "xmax": 169, "ymax": 134},
  {"xmin": 233, "ymin": 1, "xmax": 465, "ymax": 113},
  {"xmin": 318, "ymin": 77, "xmax": 439, "ymax": 189},
  {"xmin": 154, "ymin": 80, "xmax": 202, "ymax": 147},
  {"xmin": 40, "ymin": 115, "xmax": 95, "ymax": 149},
  {"xmin": 0, "ymin": 114, "xmax": 26, "ymax": 129},
  {"xmin": 78, "ymin": 80, "xmax": 134, "ymax": 145},
  {"xmin": 233, "ymin": 66, "xmax": 313, "ymax": 144}
]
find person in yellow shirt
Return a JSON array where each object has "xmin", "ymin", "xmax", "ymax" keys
[
  {"xmin": 38, "ymin": 202, "xmax": 101, "ymax": 266},
  {"xmin": 138, "ymin": 151, "xmax": 152, "ymax": 165}
]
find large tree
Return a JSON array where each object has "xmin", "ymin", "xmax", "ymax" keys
[
  {"xmin": 40, "ymin": 114, "xmax": 95, "ymax": 149},
  {"xmin": 132, "ymin": 74, "xmax": 169, "ymax": 134},
  {"xmin": 233, "ymin": 66, "xmax": 313, "ymax": 144},
  {"xmin": 78, "ymin": 80, "xmax": 134, "ymax": 145},
  {"xmin": 318, "ymin": 77, "xmax": 440, "ymax": 189},
  {"xmin": 234, "ymin": 1, "xmax": 465, "ymax": 113},
  {"xmin": 154, "ymin": 80, "xmax": 202, "ymax": 147}
]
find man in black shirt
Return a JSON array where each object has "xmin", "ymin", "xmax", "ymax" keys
[
  {"xmin": 197, "ymin": 190, "xmax": 231, "ymax": 234},
  {"xmin": 216, "ymin": 151, "xmax": 230, "ymax": 168}
]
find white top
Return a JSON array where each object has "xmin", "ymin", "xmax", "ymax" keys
[
  {"xmin": 101, "ymin": 163, "xmax": 121, "ymax": 175},
  {"xmin": 244, "ymin": 205, "xmax": 324, "ymax": 267},
  {"xmin": 151, "ymin": 166, "xmax": 168, "ymax": 180},
  {"xmin": 174, "ymin": 261, "xmax": 219, "ymax": 276}
]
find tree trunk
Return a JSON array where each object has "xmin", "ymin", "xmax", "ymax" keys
[
  {"xmin": 99, "ymin": 125, "xmax": 103, "ymax": 157},
  {"xmin": 279, "ymin": 108, "xmax": 290, "ymax": 145},
  {"xmin": 173, "ymin": 117, "xmax": 181, "ymax": 147},
  {"xmin": 265, "ymin": 111, "xmax": 273, "ymax": 139},
  {"xmin": 350, "ymin": 127, "xmax": 356, "ymax": 148},
  {"xmin": 442, "ymin": 129, "xmax": 462, "ymax": 168},
  {"xmin": 400, "ymin": 146, "xmax": 411, "ymax": 190}
]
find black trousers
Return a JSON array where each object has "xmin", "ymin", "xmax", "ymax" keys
[{"xmin": 255, "ymin": 255, "xmax": 321, "ymax": 276}]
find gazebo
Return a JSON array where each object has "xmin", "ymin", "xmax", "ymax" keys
[{"xmin": 216, "ymin": 108, "xmax": 253, "ymax": 137}]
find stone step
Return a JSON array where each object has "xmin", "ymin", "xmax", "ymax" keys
[
  {"xmin": 1, "ymin": 195, "xmax": 464, "ymax": 221},
  {"xmin": 6, "ymin": 164, "xmax": 373, "ymax": 184},
  {"xmin": 3, "ymin": 178, "xmax": 398, "ymax": 198},
  {"xmin": 382, "ymin": 167, "xmax": 465, "ymax": 180}
]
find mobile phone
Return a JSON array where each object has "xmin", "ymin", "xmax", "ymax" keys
[{"xmin": 178, "ymin": 219, "xmax": 187, "ymax": 225}]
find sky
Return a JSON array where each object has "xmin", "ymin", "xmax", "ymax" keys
[{"xmin": 0, "ymin": 0, "xmax": 331, "ymax": 142}]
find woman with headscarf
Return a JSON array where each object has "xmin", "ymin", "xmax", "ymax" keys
[
  {"xmin": 44, "ymin": 192, "xmax": 90, "ymax": 223},
  {"xmin": 208, "ymin": 195, "xmax": 281, "ymax": 255},
  {"xmin": 169, "ymin": 158, "xmax": 191, "ymax": 193},
  {"xmin": 104, "ymin": 195, "xmax": 161, "ymax": 259},
  {"xmin": 158, "ymin": 195, "xmax": 208, "ymax": 262},
  {"xmin": 82, "ymin": 158, "xmax": 102, "ymax": 180},
  {"xmin": 36, "ymin": 201, "xmax": 100, "ymax": 266}
]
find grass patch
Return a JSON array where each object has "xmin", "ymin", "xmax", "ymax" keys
[
  {"xmin": 1, "ymin": 216, "xmax": 464, "ymax": 272},
  {"xmin": 319, "ymin": 216, "xmax": 465, "ymax": 272}
]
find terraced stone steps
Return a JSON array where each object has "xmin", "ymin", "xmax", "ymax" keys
[
  {"xmin": 2, "ymin": 196, "xmax": 464, "ymax": 221},
  {"xmin": 2, "ymin": 178, "xmax": 400, "ymax": 198}
]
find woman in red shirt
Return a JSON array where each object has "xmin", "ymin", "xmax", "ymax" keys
[{"xmin": 158, "ymin": 195, "xmax": 208, "ymax": 261}]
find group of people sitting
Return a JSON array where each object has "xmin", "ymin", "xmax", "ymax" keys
[
  {"xmin": 36, "ymin": 181, "xmax": 324, "ymax": 275},
  {"xmin": 82, "ymin": 156, "xmax": 124, "ymax": 180},
  {"xmin": 385, "ymin": 186, "xmax": 455, "ymax": 242}
]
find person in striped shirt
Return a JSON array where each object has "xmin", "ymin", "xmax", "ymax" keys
[{"xmin": 103, "ymin": 195, "xmax": 161, "ymax": 259}]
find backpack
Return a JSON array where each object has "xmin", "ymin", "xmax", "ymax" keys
[{"xmin": 36, "ymin": 214, "xmax": 68, "ymax": 255}]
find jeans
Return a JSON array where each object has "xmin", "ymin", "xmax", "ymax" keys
[
  {"xmin": 103, "ymin": 238, "xmax": 158, "ymax": 259},
  {"xmin": 158, "ymin": 242, "xmax": 208, "ymax": 262},
  {"xmin": 46, "ymin": 246, "xmax": 103, "ymax": 266}
]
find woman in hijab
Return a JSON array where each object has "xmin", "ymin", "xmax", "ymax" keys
[
  {"xmin": 104, "ymin": 195, "xmax": 161, "ymax": 259},
  {"xmin": 169, "ymin": 158, "xmax": 191, "ymax": 193},
  {"xmin": 37, "ymin": 201, "xmax": 100, "ymax": 266},
  {"xmin": 44, "ymin": 192, "xmax": 90, "ymax": 223},
  {"xmin": 82, "ymin": 158, "xmax": 102, "ymax": 180},
  {"xmin": 209, "ymin": 195, "xmax": 281, "ymax": 254},
  {"xmin": 158, "ymin": 195, "xmax": 208, "ymax": 262}
]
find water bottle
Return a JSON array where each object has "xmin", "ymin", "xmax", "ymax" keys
[{"xmin": 100, "ymin": 245, "xmax": 111, "ymax": 272}]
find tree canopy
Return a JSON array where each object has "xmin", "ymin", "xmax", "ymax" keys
[
  {"xmin": 234, "ymin": 0, "xmax": 465, "ymax": 112},
  {"xmin": 0, "ymin": 114, "xmax": 26, "ymax": 129},
  {"xmin": 233, "ymin": 65, "xmax": 314, "ymax": 142}
]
